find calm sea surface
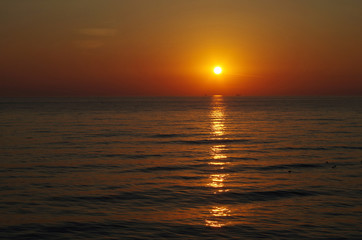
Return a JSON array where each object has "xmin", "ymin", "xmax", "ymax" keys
[{"xmin": 0, "ymin": 96, "xmax": 361, "ymax": 239}]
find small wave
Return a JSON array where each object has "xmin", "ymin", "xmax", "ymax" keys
[
  {"xmin": 103, "ymin": 154, "xmax": 162, "ymax": 159},
  {"xmin": 334, "ymin": 146, "xmax": 362, "ymax": 150},
  {"xmin": 33, "ymin": 130, "xmax": 51, "ymax": 133},
  {"xmin": 138, "ymin": 163, "xmax": 208, "ymax": 173},
  {"xmin": 47, "ymin": 188, "xmax": 198, "ymax": 204},
  {"xmin": 327, "ymin": 131, "xmax": 353, "ymax": 134},
  {"xmin": 149, "ymin": 133, "xmax": 187, "ymax": 138},
  {"xmin": 277, "ymin": 146, "xmax": 362, "ymax": 151},
  {"xmin": 0, "ymin": 220, "xmax": 262, "ymax": 239},
  {"xmin": 295, "ymin": 118, "xmax": 343, "ymax": 122},
  {"xmin": 228, "ymin": 157, "xmax": 259, "ymax": 161},
  {"xmin": 95, "ymin": 141, "xmax": 125, "ymax": 145},
  {"xmin": 47, "ymin": 186, "xmax": 321, "ymax": 208},
  {"xmin": 156, "ymin": 175, "xmax": 203, "ymax": 180},
  {"xmin": 277, "ymin": 147, "xmax": 329, "ymax": 151},
  {"xmin": 168, "ymin": 139, "xmax": 250, "ymax": 145},
  {"xmin": 231, "ymin": 161, "xmax": 360, "ymax": 172},
  {"xmin": 74, "ymin": 153, "xmax": 164, "ymax": 159},
  {"xmin": 214, "ymin": 162, "xmax": 328, "ymax": 174},
  {"xmin": 215, "ymin": 189, "xmax": 320, "ymax": 204},
  {"xmin": 126, "ymin": 154, "xmax": 163, "ymax": 159},
  {"xmin": 140, "ymin": 165, "xmax": 194, "ymax": 172},
  {"xmin": 257, "ymin": 163, "xmax": 323, "ymax": 170},
  {"xmin": 86, "ymin": 133, "xmax": 126, "ymax": 138},
  {"xmin": 46, "ymin": 141, "xmax": 76, "ymax": 145}
]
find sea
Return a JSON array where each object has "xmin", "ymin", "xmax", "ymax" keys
[{"xmin": 0, "ymin": 96, "xmax": 361, "ymax": 239}]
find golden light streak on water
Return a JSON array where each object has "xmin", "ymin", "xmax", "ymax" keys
[
  {"xmin": 209, "ymin": 145, "xmax": 228, "ymax": 165},
  {"xmin": 211, "ymin": 206, "xmax": 231, "ymax": 217},
  {"xmin": 208, "ymin": 174, "xmax": 229, "ymax": 189},
  {"xmin": 205, "ymin": 95, "xmax": 232, "ymax": 227}
]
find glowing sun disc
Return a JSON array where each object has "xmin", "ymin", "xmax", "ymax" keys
[{"xmin": 214, "ymin": 66, "xmax": 222, "ymax": 75}]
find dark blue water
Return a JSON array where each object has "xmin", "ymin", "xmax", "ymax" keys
[{"xmin": 0, "ymin": 96, "xmax": 361, "ymax": 239}]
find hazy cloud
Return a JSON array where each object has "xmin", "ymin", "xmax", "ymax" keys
[{"xmin": 75, "ymin": 27, "xmax": 117, "ymax": 49}]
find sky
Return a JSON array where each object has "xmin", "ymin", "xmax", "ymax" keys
[{"xmin": 1, "ymin": 0, "xmax": 362, "ymax": 96}]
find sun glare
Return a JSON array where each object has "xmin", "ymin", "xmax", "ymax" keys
[{"xmin": 214, "ymin": 66, "xmax": 222, "ymax": 75}]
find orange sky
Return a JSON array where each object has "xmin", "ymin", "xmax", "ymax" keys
[{"xmin": 1, "ymin": 0, "xmax": 362, "ymax": 96}]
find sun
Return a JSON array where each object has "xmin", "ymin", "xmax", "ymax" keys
[{"xmin": 214, "ymin": 66, "xmax": 222, "ymax": 75}]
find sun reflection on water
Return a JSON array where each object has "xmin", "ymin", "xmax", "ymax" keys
[
  {"xmin": 205, "ymin": 95, "xmax": 232, "ymax": 228},
  {"xmin": 209, "ymin": 145, "xmax": 229, "ymax": 166}
]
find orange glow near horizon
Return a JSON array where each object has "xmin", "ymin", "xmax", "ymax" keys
[{"xmin": 1, "ymin": 1, "xmax": 362, "ymax": 96}]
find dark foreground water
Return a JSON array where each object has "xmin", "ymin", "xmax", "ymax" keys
[{"xmin": 0, "ymin": 96, "xmax": 361, "ymax": 239}]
